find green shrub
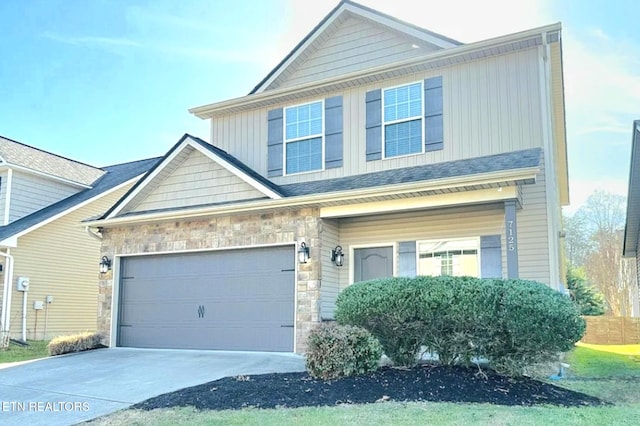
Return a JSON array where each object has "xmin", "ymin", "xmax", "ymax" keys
[
  {"xmin": 335, "ymin": 276, "xmax": 586, "ymax": 376},
  {"xmin": 47, "ymin": 332, "xmax": 104, "ymax": 356},
  {"xmin": 305, "ymin": 324, "xmax": 382, "ymax": 380}
]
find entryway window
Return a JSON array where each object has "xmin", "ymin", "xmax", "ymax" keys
[{"xmin": 418, "ymin": 238, "xmax": 479, "ymax": 277}]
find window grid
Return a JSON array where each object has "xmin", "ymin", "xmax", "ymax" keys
[
  {"xmin": 417, "ymin": 239, "xmax": 480, "ymax": 278},
  {"xmin": 382, "ymin": 82, "xmax": 424, "ymax": 159},
  {"xmin": 284, "ymin": 101, "xmax": 324, "ymax": 175}
]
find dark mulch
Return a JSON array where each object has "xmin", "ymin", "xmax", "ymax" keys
[{"xmin": 133, "ymin": 365, "xmax": 606, "ymax": 411}]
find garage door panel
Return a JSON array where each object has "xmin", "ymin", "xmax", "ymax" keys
[{"xmin": 118, "ymin": 246, "xmax": 295, "ymax": 352}]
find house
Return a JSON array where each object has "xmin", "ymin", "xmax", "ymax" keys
[
  {"xmin": 0, "ymin": 135, "xmax": 158, "ymax": 343},
  {"xmin": 86, "ymin": 0, "xmax": 569, "ymax": 353},
  {"xmin": 622, "ymin": 120, "xmax": 640, "ymax": 316}
]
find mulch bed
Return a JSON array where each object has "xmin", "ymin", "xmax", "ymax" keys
[{"xmin": 133, "ymin": 365, "xmax": 605, "ymax": 411}]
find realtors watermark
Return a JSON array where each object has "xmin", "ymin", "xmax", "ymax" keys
[{"xmin": 1, "ymin": 401, "xmax": 90, "ymax": 412}]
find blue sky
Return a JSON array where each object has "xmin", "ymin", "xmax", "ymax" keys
[{"xmin": 0, "ymin": 0, "xmax": 638, "ymax": 211}]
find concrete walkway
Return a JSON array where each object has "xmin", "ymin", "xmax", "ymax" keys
[{"xmin": 0, "ymin": 348, "xmax": 305, "ymax": 425}]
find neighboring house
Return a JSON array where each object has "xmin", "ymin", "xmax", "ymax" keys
[
  {"xmin": 87, "ymin": 0, "xmax": 569, "ymax": 353},
  {"xmin": 0, "ymin": 135, "xmax": 158, "ymax": 342},
  {"xmin": 622, "ymin": 120, "xmax": 640, "ymax": 316}
]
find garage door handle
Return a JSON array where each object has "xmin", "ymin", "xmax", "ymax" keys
[
  {"xmin": 280, "ymin": 325, "xmax": 294, "ymax": 328},
  {"xmin": 120, "ymin": 324, "xmax": 132, "ymax": 327}
]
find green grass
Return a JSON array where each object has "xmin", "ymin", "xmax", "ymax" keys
[
  {"xmin": 566, "ymin": 346, "xmax": 640, "ymax": 378},
  {"xmin": 0, "ymin": 340, "xmax": 49, "ymax": 364},
  {"xmin": 86, "ymin": 345, "xmax": 640, "ymax": 425}
]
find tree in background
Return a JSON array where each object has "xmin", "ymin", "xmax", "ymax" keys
[
  {"xmin": 563, "ymin": 189, "xmax": 638, "ymax": 316},
  {"xmin": 566, "ymin": 266, "xmax": 606, "ymax": 316}
]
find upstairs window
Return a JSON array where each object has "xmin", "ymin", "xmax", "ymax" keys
[
  {"xmin": 383, "ymin": 82, "xmax": 423, "ymax": 158},
  {"xmin": 285, "ymin": 101, "xmax": 323, "ymax": 174},
  {"xmin": 418, "ymin": 238, "xmax": 479, "ymax": 277}
]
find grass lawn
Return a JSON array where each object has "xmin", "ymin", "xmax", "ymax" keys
[
  {"xmin": 88, "ymin": 344, "xmax": 640, "ymax": 426},
  {"xmin": 0, "ymin": 340, "xmax": 49, "ymax": 364}
]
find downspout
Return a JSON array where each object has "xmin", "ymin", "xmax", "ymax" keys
[
  {"xmin": 4, "ymin": 168, "xmax": 13, "ymax": 225},
  {"xmin": 0, "ymin": 249, "xmax": 14, "ymax": 348},
  {"xmin": 21, "ymin": 288, "xmax": 27, "ymax": 342},
  {"xmin": 85, "ymin": 226, "xmax": 103, "ymax": 241}
]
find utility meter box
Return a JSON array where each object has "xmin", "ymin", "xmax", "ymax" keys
[
  {"xmin": 33, "ymin": 301, "xmax": 44, "ymax": 310},
  {"xmin": 16, "ymin": 276, "xmax": 30, "ymax": 292}
]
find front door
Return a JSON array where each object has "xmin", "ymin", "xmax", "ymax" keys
[{"xmin": 354, "ymin": 246, "xmax": 394, "ymax": 282}]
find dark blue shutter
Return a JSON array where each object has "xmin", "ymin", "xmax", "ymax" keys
[
  {"xmin": 324, "ymin": 96, "xmax": 343, "ymax": 169},
  {"xmin": 267, "ymin": 108, "xmax": 283, "ymax": 177},
  {"xmin": 424, "ymin": 76, "xmax": 443, "ymax": 152},
  {"xmin": 365, "ymin": 89, "xmax": 382, "ymax": 161},
  {"xmin": 398, "ymin": 241, "xmax": 417, "ymax": 277},
  {"xmin": 480, "ymin": 235, "xmax": 502, "ymax": 278}
]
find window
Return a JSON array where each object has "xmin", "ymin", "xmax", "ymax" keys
[
  {"xmin": 285, "ymin": 101, "xmax": 323, "ymax": 174},
  {"xmin": 418, "ymin": 238, "xmax": 479, "ymax": 277},
  {"xmin": 383, "ymin": 82, "xmax": 423, "ymax": 158}
]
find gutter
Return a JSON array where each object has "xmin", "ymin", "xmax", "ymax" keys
[
  {"xmin": 91, "ymin": 166, "xmax": 539, "ymax": 227},
  {"xmin": 189, "ymin": 23, "xmax": 561, "ymax": 118}
]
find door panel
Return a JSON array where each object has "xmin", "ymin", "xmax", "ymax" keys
[{"xmin": 354, "ymin": 246, "xmax": 393, "ymax": 282}]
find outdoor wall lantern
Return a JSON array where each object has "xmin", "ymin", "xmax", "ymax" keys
[
  {"xmin": 99, "ymin": 256, "xmax": 112, "ymax": 274},
  {"xmin": 298, "ymin": 242, "xmax": 310, "ymax": 264},
  {"xmin": 331, "ymin": 245, "xmax": 344, "ymax": 267}
]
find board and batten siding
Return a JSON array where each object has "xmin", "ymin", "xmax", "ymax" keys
[
  {"xmin": 6, "ymin": 183, "xmax": 135, "ymax": 340},
  {"xmin": 8, "ymin": 171, "xmax": 81, "ymax": 223},
  {"xmin": 212, "ymin": 47, "xmax": 543, "ymax": 185},
  {"xmin": 320, "ymin": 218, "xmax": 340, "ymax": 319},
  {"xmin": 335, "ymin": 204, "xmax": 506, "ymax": 291},
  {"xmin": 130, "ymin": 149, "xmax": 266, "ymax": 213},
  {"xmin": 272, "ymin": 16, "xmax": 440, "ymax": 90},
  {"xmin": 510, "ymin": 160, "xmax": 552, "ymax": 286}
]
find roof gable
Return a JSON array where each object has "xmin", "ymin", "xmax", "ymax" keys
[
  {"xmin": 251, "ymin": 0, "xmax": 460, "ymax": 94},
  {"xmin": 0, "ymin": 135, "xmax": 105, "ymax": 186},
  {"xmin": 0, "ymin": 157, "xmax": 159, "ymax": 245},
  {"xmin": 107, "ymin": 135, "xmax": 282, "ymax": 218}
]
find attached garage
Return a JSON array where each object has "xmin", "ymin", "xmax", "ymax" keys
[{"xmin": 117, "ymin": 245, "xmax": 295, "ymax": 352}]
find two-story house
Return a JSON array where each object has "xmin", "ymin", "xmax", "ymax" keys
[
  {"xmin": 0, "ymin": 135, "xmax": 158, "ymax": 344},
  {"xmin": 87, "ymin": 0, "xmax": 568, "ymax": 353}
]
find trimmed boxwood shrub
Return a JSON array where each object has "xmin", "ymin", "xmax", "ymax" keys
[
  {"xmin": 305, "ymin": 324, "xmax": 382, "ymax": 380},
  {"xmin": 335, "ymin": 276, "xmax": 585, "ymax": 376}
]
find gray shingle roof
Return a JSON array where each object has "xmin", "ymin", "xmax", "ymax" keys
[
  {"xmin": 0, "ymin": 135, "xmax": 105, "ymax": 186},
  {"xmin": 0, "ymin": 157, "xmax": 160, "ymax": 241},
  {"xmin": 279, "ymin": 148, "xmax": 542, "ymax": 197}
]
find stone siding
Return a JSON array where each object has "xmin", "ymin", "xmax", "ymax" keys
[{"xmin": 98, "ymin": 208, "xmax": 322, "ymax": 353}]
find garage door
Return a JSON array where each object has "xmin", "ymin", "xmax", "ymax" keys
[{"xmin": 117, "ymin": 246, "xmax": 295, "ymax": 352}]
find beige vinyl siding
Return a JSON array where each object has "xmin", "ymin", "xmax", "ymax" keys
[
  {"xmin": 336, "ymin": 205, "xmax": 505, "ymax": 291},
  {"xmin": 276, "ymin": 16, "xmax": 440, "ymax": 90},
  {"xmin": 320, "ymin": 218, "xmax": 340, "ymax": 319},
  {"xmin": 131, "ymin": 149, "xmax": 266, "ymax": 213},
  {"xmin": 9, "ymin": 171, "xmax": 81, "ymax": 223},
  {"xmin": 212, "ymin": 47, "xmax": 543, "ymax": 184},
  {"xmin": 6, "ymin": 183, "xmax": 134, "ymax": 340},
  {"xmin": 516, "ymin": 160, "xmax": 551, "ymax": 285}
]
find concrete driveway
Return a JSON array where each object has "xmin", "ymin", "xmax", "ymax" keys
[{"xmin": 0, "ymin": 348, "xmax": 305, "ymax": 425}]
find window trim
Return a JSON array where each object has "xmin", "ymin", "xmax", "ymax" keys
[
  {"xmin": 416, "ymin": 237, "xmax": 481, "ymax": 277},
  {"xmin": 283, "ymin": 99, "xmax": 326, "ymax": 176},
  {"xmin": 382, "ymin": 81, "xmax": 425, "ymax": 160}
]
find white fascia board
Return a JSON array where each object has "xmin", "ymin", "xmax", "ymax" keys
[
  {"xmin": 0, "ymin": 236, "xmax": 18, "ymax": 248},
  {"xmin": 346, "ymin": 4, "xmax": 457, "ymax": 49},
  {"xmin": 89, "ymin": 167, "xmax": 539, "ymax": 228},
  {"xmin": 7, "ymin": 174, "xmax": 143, "ymax": 242},
  {"xmin": 0, "ymin": 163, "xmax": 94, "ymax": 189},
  {"xmin": 190, "ymin": 23, "xmax": 561, "ymax": 118},
  {"xmin": 189, "ymin": 138, "xmax": 282, "ymax": 199},
  {"xmin": 106, "ymin": 141, "xmax": 193, "ymax": 218},
  {"xmin": 252, "ymin": 3, "xmax": 348, "ymax": 94}
]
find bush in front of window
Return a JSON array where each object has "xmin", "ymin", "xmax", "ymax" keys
[
  {"xmin": 305, "ymin": 323, "xmax": 382, "ymax": 380},
  {"xmin": 335, "ymin": 276, "xmax": 586, "ymax": 376}
]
